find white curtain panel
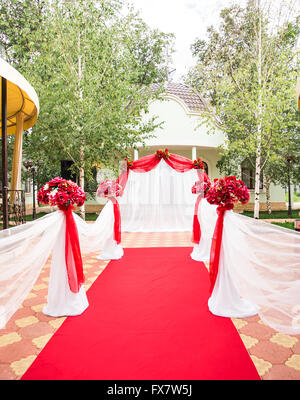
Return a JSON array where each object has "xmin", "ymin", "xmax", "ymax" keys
[{"xmin": 118, "ymin": 159, "xmax": 199, "ymax": 232}]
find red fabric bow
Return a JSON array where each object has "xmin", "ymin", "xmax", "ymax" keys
[
  {"xmin": 192, "ymin": 195, "xmax": 202, "ymax": 244},
  {"xmin": 59, "ymin": 205, "xmax": 85, "ymax": 293},
  {"xmin": 109, "ymin": 197, "xmax": 121, "ymax": 244},
  {"xmin": 208, "ymin": 203, "xmax": 234, "ymax": 295}
]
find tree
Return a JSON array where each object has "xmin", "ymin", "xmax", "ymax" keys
[
  {"xmin": 185, "ymin": 0, "xmax": 300, "ymax": 217},
  {"xmin": 0, "ymin": 0, "xmax": 174, "ymax": 218}
]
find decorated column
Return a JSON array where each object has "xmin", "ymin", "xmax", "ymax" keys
[
  {"xmin": 96, "ymin": 179, "xmax": 124, "ymax": 260},
  {"xmin": 37, "ymin": 177, "xmax": 89, "ymax": 317},
  {"xmin": 205, "ymin": 176, "xmax": 257, "ymax": 318}
]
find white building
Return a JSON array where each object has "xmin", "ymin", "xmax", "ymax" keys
[{"xmin": 129, "ymin": 82, "xmax": 286, "ymax": 212}]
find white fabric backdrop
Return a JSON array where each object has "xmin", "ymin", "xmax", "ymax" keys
[{"xmin": 118, "ymin": 159, "xmax": 199, "ymax": 232}]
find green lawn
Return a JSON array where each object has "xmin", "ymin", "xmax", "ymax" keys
[
  {"xmin": 241, "ymin": 209, "xmax": 299, "ymax": 219},
  {"xmin": 286, "ymin": 192, "xmax": 300, "ymax": 202},
  {"xmin": 271, "ymin": 222, "xmax": 295, "ymax": 230},
  {"xmin": 25, "ymin": 211, "xmax": 99, "ymax": 222}
]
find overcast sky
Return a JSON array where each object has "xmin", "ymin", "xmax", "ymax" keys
[{"xmin": 129, "ymin": 0, "xmax": 299, "ymax": 82}]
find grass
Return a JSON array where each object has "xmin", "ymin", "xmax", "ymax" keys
[
  {"xmin": 286, "ymin": 192, "xmax": 300, "ymax": 202},
  {"xmin": 24, "ymin": 211, "xmax": 99, "ymax": 222},
  {"xmin": 271, "ymin": 222, "xmax": 295, "ymax": 230},
  {"xmin": 241, "ymin": 209, "xmax": 299, "ymax": 219}
]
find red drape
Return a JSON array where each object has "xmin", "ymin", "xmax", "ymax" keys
[
  {"xmin": 61, "ymin": 206, "xmax": 85, "ymax": 293},
  {"xmin": 192, "ymin": 195, "xmax": 202, "ymax": 244},
  {"xmin": 208, "ymin": 203, "xmax": 234, "ymax": 295},
  {"xmin": 109, "ymin": 197, "xmax": 121, "ymax": 245}
]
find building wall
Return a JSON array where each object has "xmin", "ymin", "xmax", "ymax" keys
[
  {"xmin": 140, "ymin": 96, "xmax": 225, "ymax": 149},
  {"xmin": 137, "ymin": 94, "xmax": 287, "ymax": 211}
]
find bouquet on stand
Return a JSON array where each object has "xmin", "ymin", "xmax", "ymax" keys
[
  {"xmin": 205, "ymin": 176, "xmax": 249, "ymax": 294},
  {"xmin": 37, "ymin": 177, "xmax": 86, "ymax": 293},
  {"xmin": 191, "ymin": 173, "xmax": 211, "ymax": 244},
  {"xmin": 96, "ymin": 180, "xmax": 122, "ymax": 246},
  {"xmin": 37, "ymin": 177, "xmax": 88, "ymax": 318},
  {"xmin": 205, "ymin": 176, "xmax": 249, "ymax": 208},
  {"xmin": 38, "ymin": 177, "xmax": 86, "ymax": 212},
  {"xmin": 191, "ymin": 174, "xmax": 211, "ymax": 196},
  {"xmin": 96, "ymin": 180, "xmax": 122, "ymax": 199}
]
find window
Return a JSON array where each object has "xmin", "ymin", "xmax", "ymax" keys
[
  {"xmin": 241, "ymin": 160, "xmax": 263, "ymax": 190},
  {"xmin": 202, "ymin": 162, "xmax": 209, "ymax": 175}
]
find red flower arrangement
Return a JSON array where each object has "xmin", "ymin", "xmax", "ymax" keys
[
  {"xmin": 192, "ymin": 158, "xmax": 205, "ymax": 169},
  {"xmin": 37, "ymin": 177, "xmax": 86, "ymax": 211},
  {"xmin": 96, "ymin": 179, "xmax": 122, "ymax": 198},
  {"xmin": 124, "ymin": 158, "xmax": 134, "ymax": 169},
  {"xmin": 191, "ymin": 174, "xmax": 211, "ymax": 196},
  {"xmin": 205, "ymin": 176, "xmax": 250, "ymax": 207},
  {"xmin": 155, "ymin": 148, "xmax": 170, "ymax": 159}
]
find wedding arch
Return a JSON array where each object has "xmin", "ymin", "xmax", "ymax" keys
[
  {"xmin": 94, "ymin": 149, "xmax": 206, "ymax": 259},
  {"xmin": 116, "ymin": 149, "xmax": 205, "ymax": 233}
]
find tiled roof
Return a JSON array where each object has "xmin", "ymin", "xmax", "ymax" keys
[{"xmin": 152, "ymin": 82, "xmax": 207, "ymax": 113}]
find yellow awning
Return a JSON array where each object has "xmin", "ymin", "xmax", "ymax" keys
[{"xmin": 0, "ymin": 57, "xmax": 39, "ymax": 135}]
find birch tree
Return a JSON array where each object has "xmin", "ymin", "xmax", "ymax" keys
[{"xmin": 186, "ymin": 0, "xmax": 300, "ymax": 218}]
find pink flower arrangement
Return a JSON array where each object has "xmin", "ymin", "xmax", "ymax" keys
[
  {"xmin": 96, "ymin": 180, "xmax": 122, "ymax": 198},
  {"xmin": 155, "ymin": 148, "xmax": 170, "ymax": 160},
  {"xmin": 191, "ymin": 174, "xmax": 211, "ymax": 196},
  {"xmin": 37, "ymin": 177, "xmax": 86, "ymax": 211},
  {"xmin": 205, "ymin": 176, "xmax": 250, "ymax": 207}
]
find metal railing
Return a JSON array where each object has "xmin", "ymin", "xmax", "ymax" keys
[{"xmin": 0, "ymin": 189, "xmax": 26, "ymax": 226}]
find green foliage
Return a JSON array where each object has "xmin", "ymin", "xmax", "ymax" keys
[
  {"xmin": 185, "ymin": 1, "xmax": 300, "ymax": 186},
  {"xmin": 0, "ymin": 0, "xmax": 174, "ymax": 190}
]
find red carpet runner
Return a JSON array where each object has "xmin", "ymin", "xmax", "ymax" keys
[{"xmin": 22, "ymin": 247, "xmax": 259, "ymax": 380}]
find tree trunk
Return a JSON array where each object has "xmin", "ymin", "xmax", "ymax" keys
[
  {"xmin": 79, "ymin": 163, "xmax": 85, "ymax": 220},
  {"xmin": 78, "ymin": 30, "xmax": 85, "ymax": 220},
  {"xmin": 254, "ymin": 149, "xmax": 261, "ymax": 219},
  {"xmin": 254, "ymin": 0, "xmax": 262, "ymax": 219},
  {"xmin": 265, "ymin": 176, "xmax": 272, "ymax": 215}
]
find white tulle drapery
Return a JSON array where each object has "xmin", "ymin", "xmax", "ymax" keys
[
  {"xmin": 1, "ymin": 172, "xmax": 300, "ymax": 335},
  {"xmin": 0, "ymin": 212, "xmax": 64, "ymax": 328},
  {"xmin": 118, "ymin": 159, "xmax": 199, "ymax": 232},
  {"xmin": 207, "ymin": 209, "xmax": 300, "ymax": 334},
  {"xmin": 74, "ymin": 201, "xmax": 123, "ymax": 259},
  {"xmin": 0, "ymin": 205, "xmax": 121, "ymax": 328}
]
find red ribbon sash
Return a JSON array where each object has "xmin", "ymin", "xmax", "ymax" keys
[
  {"xmin": 192, "ymin": 195, "xmax": 202, "ymax": 244},
  {"xmin": 109, "ymin": 197, "xmax": 121, "ymax": 244},
  {"xmin": 208, "ymin": 203, "xmax": 234, "ymax": 295},
  {"xmin": 61, "ymin": 206, "xmax": 85, "ymax": 293}
]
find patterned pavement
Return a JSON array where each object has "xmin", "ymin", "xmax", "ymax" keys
[{"xmin": 0, "ymin": 231, "xmax": 300, "ymax": 380}]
